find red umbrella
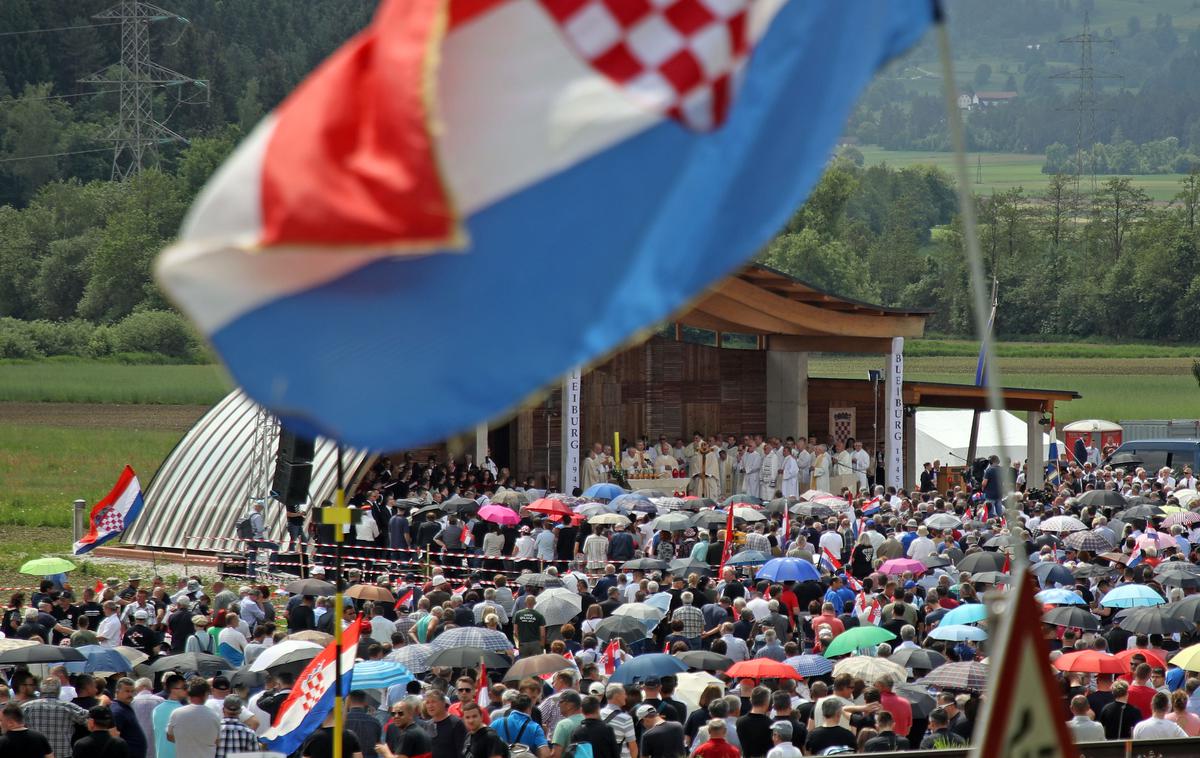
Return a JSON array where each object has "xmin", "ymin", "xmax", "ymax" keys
[
  {"xmin": 1115, "ymin": 648, "xmax": 1167, "ymax": 671},
  {"xmin": 1053, "ymin": 650, "xmax": 1125, "ymax": 675},
  {"xmin": 725, "ymin": 658, "xmax": 802, "ymax": 680},
  {"xmin": 527, "ymin": 498, "xmax": 575, "ymax": 519}
]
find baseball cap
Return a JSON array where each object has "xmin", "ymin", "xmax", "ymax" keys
[
  {"xmin": 431, "ymin": 575, "xmax": 447, "ymax": 586},
  {"xmin": 771, "ymin": 722, "xmax": 793, "ymax": 739},
  {"xmin": 133, "ymin": 610, "xmax": 149, "ymax": 620},
  {"xmin": 643, "ymin": 676, "xmax": 661, "ymax": 687},
  {"xmin": 635, "ymin": 704, "xmax": 658, "ymax": 720},
  {"xmin": 588, "ymin": 682, "xmax": 605, "ymax": 696}
]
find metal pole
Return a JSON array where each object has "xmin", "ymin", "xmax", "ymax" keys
[
  {"xmin": 333, "ymin": 446, "xmax": 345, "ymax": 758},
  {"xmin": 73, "ymin": 500, "xmax": 87, "ymax": 544}
]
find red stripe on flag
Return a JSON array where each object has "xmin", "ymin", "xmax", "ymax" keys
[{"xmin": 260, "ymin": 0, "xmax": 458, "ymax": 247}]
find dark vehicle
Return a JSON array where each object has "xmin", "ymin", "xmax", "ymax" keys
[{"xmin": 1105, "ymin": 440, "xmax": 1200, "ymax": 474}]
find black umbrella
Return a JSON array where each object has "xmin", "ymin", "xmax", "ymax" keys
[
  {"xmin": 674, "ymin": 650, "xmax": 733, "ymax": 672},
  {"xmin": 1079, "ymin": 490, "xmax": 1127, "ymax": 508},
  {"xmin": 1117, "ymin": 607, "xmax": 1192, "ymax": 635},
  {"xmin": 414, "ymin": 503, "xmax": 444, "ymax": 516},
  {"xmin": 0, "ymin": 645, "xmax": 85, "ymax": 665},
  {"xmin": 1165, "ymin": 595, "xmax": 1200, "ymax": 623},
  {"xmin": 669, "ymin": 558, "xmax": 712, "ymax": 576},
  {"xmin": 970, "ymin": 571, "xmax": 1010, "ymax": 585},
  {"xmin": 285, "ymin": 578, "xmax": 336, "ymax": 596},
  {"xmin": 1118, "ymin": 505, "xmax": 1165, "ymax": 520},
  {"xmin": 230, "ymin": 668, "xmax": 266, "ymax": 689},
  {"xmin": 1072, "ymin": 563, "xmax": 1115, "ymax": 579},
  {"xmin": 1156, "ymin": 561, "xmax": 1200, "ymax": 577},
  {"xmin": 792, "ymin": 503, "xmax": 835, "ymax": 519},
  {"xmin": 889, "ymin": 648, "xmax": 946, "ymax": 671},
  {"xmin": 983, "ymin": 535, "xmax": 1015, "ymax": 549},
  {"xmin": 896, "ymin": 684, "xmax": 937, "ymax": 718},
  {"xmin": 958, "ymin": 552, "xmax": 1006, "ymax": 574},
  {"xmin": 594, "ymin": 615, "xmax": 650, "ymax": 644},
  {"xmin": 1156, "ymin": 565, "xmax": 1200, "ymax": 590},
  {"xmin": 427, "ymin": 646, "xmax": 511, "ymax": 669},
  {"xmin": 149, "ymin": 653, "xmax": 234, "ymax": 676},
  {"xmin": 442, "ymin": 496, "xmax": 480, "ymax": 515},
  {"xmin": 1031, "ymin": 561, "xmax": 1074, "ymax": 587},
  {"xmin": 1034, "ymin": 534, "xmax": 1062, "ymax": 550},
  {"xmin": 920, "ymin": 555, "xmax": 952, "ymax": 570},
  {"xmin": 622, "ymin": 558, "xmax": 669, "ymax": 571},
  {"xmin": 1042, "ymin": 606, "xmax": 1101, "ymax": 631}
]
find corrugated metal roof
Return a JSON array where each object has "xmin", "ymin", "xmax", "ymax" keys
[{"xmin": 123, "ymin": 390, "xmax": 370, "ymax": 553}]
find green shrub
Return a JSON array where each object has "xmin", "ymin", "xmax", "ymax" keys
[
  {"xmin": 22, "ymin": 319, "xmax": 96, "ymax": 356},
  {"xmin": 110, "ymin": 311, "xmax": 201, "ymax": 360},
  {"xmin": 0, "ymin": 319, "xmax": 43, "ymax": 359},
  {"xmin": 86, "ymin": 324, "xmax": 114, "ymax": 358}
]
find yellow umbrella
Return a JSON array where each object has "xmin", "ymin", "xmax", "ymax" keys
[
  {"xmin": 1160, "ymin": 506, "xmax": 1186, "ymax": 515},
  {"xmin": 1170, "ymin": 643, "xmax": 1200, "ymax": 672}
]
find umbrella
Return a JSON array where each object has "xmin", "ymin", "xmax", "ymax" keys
[
  {"xmin": 1079, "ymin": 489, "xmax": 1127, "ymax": 508},
  {"xmin": 504, "ymin": 654, "xmax": 576, "ymax": 681},
  {"xmin": 1043, "ymin": 607, "xmax": 1101, "ymax": 631},
  {"xmin": 668, "ymin": 558, "xmax": 712, "ymax": 576},
  {"xmin": 430, "ymin": 627, "xmax": 517, "ymax": 654},
  {"xmin": 528, "ymin": 497, "xmax": 575, "ymax": 519},
  {"xmin": 594, "ymin": 616, "xmax": 651, "ymax": 644},
  {"xmin": 766, "ymin": 497, "xmax": 797, "ymax": 515},
  {"xmin": 786, "ymin": 654, "xmax": 833, "ymax": 678},
  {"xmin": 1165, "ymin": 595, "xmax": 1200, "ymax": 623},
  {"xmin": 1116, "ymin": 607, "xmax": 1192, "ymax": 635},
  {"xmin": 115, "ymin": 646, "xmax": 149, "ymax": 667},
  {"xmin": 724, "ymin": 494, "xmax": 763, "ymax": 507},
  {"xmin": 732, "ymin": 507, "xmax": 767, "ymax": 523},
  {"xmin": 1098, "ymin": 552, "xmax": 1129, "ymax": 566},
  {"xmin": 0, "ymin": 639, "xmax": 36, "ymax": 654},
  {"xmin": 285, "ymin": 578, "xmax": 336, "ymax": 596},
  {"xmin": 608, "ymin": 653, "xmax": 688, "ymax": 685},
  {"xmin": 924, "ymin": 514, "xmax": 962, "ymax": 530},
  {"xmin": 534, "ymin": 589, "xmax": 583, "ymax": 627},
  {"xmin": 1162, "ymin": 511, "xmax": 1200, "ymax": 528},
  {"xmin": 1038, "ymin": 516, "xmax": 1087, "ymax": 533},
  {"xmin": 970, "ymin": 571, "xmax": 1010, "ymax": 585},
  {"xmin": 896, "ymin": 684, "xmax": 937, "ymax": 718},
  {"xmin": 1036, "ymin": 589, "xmax": 1086, "ymax": 605},
  {"xmin": 1174, "ymin": 489, "xmax": 1200, "ymax": 507},
  {"xmin": 791, "ymin": 502, "xmax": 835, "ymax": 519},
  {"xmin": 879, "ymin": 558, "xmax": 926, "ymax": 577},
  {"xmin": 1137, "ymin": 532, "xmax": 1177, "ymax": 552},
  {"xmin": 1030, "ymin": 562, "xmax": 1074, "ymax": 587},
  {"xmin": 920, "ymin": 661, "xmax": 989, "ymax": 693},
  {"xmin": 823, "ymin": 626, "xmax": 896, "ymax": 658},
  {"xmin": 1073, "ymin": 564, "xmax": 1115, "ymax": 579},
  {"xmin": 644, "ymin": 592, "xmax": 673, "ymax": 615},
  {"xmin": 756, "ymin": 558, "xmax": 820, "ymax": 583},
  {"xmin": 609, "ymin": 494, "xmax": 651, "ymax": 513},
  {"xmin": 346, "ymin": 585, "xmax": 395, "ymax": 603},
  {"xmin": 691, "ymin": 509, "xmax": 729, "ymax": 528},
  {"xmin": 889, "ymin": 648, "xmax": 946, "ymax": 671},
  {"xmin": 583, "ymin": 483, "xmax": 625, "ymax": 500},
  {"xmin": 1054, "ymin": 650, "xmax": 1125, "ymax": 675},
  {"xmin": 832, "ymin": 656, "xmax": 907, "ymax": 683},
  {"xmin": 249, "ymin": 640, "xmax": 323, "ymax": 672},
  {"xmin": 573, "ymin": 503, "xmax": 610, "ymax": 518},
  {"xmin": 652, "ymin": 513, "xmax": 694, "ymax": 531},
  {"xmin": 725, "ymin": 658, "xmax": 802, "ymax": 680},
  {"xmin": 1101, "ymin": 584, "xmax": 1165, "ymax": 608},
  {"xmin": 514, "ymin": 573, "xmax": 560, "ymax": 589},
  {"xmin": 1156, "ymin": 564, "xmax": 1200, "ymax": 589},
  {"xmin": 1120, "ymin": 505, "xmax": 1165, "ymax": 521},
  {"xmin": 613, "ymin": 603, "xmax": 665, "ymax": 624},
  {"xmin": 984, "ymin": 535, "xmax": 1015, "ymax": 549},
  {"xmin": 488, "ymin": 489, "xmax": 525, "ymax": 507},
  {"xmin": 387, "ymin": 643, "xmax": 435, "ymax": 673},
  {"xmin": 442, "ymin": 496, "xmax": 480, "ymax": 515},
  {"xmin": 1063, "ymin": 531, "xmax": 1114, "ymax": 552},
  {"xmin": 18, "ymin": 557, "xmax": 76, "ymax": 575},
  {"xmin": 957, "ymin": 552, "xmax": 1007, "ymax": 574},
  {"xmin": 352, "ymin": 660, "xmax": 417, "ymax": 689},
  {"xmin": 64, "ymin": 645, "xmax": 132, "ymax": 674},
  {"xmin": 427, "ymin": 647, "xmax": 511, "ymax": 669},
  {"xmin": 148, "ymin": 653, "xmax": 231, "ymax": 675},
  {"xmin": 674, "ymin": 651, "xmax": 733, "ymax": 672},
  {"xmin": 1114, "ymin": 648, "xmax": 1167, "ymax": 671},
  {"xmin": 589, "ymin": 513, "xmax": 631, "ymax": 527},
  {"xmin": 674, "ymin": 671, "xmax": 726, "ymax": 714},
  {"xmin": 1170, "ymin": 643, "xmax": 1200, "ymax": 672},
  {"xmin": 939, "ymin": 604, "xmax": 987, "ymax": 626},
  {"xmin": 288, "ymin": 630, "xmax": 333, "ymax": 645},
  {"xmin": 623, "ymin": 558, "xmax": 669, "ymax": 571},
  {"xmin": 230, "ymin": 668, "xmax": 267, "ymax": 690},
  {"xmin": 726, "ymin": 550, "xmax": 771, "ymax": 566},
  {"xmin": 928, "ymin": 624, "xmax": 987, "ymax": 642},
  {"xmin": 920, "ymin": 555, "xmax": 952, "ymax": 570},
  {"xmin": 0, "ymin": 645, "xmax": 85, "ymax": 665},
  {"xmin": 479, "ymin": 504, "xmax": 520, "ymax": 526},
  {"xmin": 414, "ymin": 503, "xmax": 444, "ymax": 515}
]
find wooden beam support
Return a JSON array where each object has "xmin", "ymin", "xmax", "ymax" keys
[
  {"xmin": 717, "ymin": 277, "xmax": 927, "ymax": 338},
  {"xmin": 767, "ymin": 335, "xmax": 895, "ymax": 353}
]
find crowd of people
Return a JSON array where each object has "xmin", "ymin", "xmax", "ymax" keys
[{"xmin": 8, "ymin": 430, "xmax": 1200, "ymax": 757}]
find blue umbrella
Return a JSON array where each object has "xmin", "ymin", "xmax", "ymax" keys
[
  {"xmin": 65, "ymin": 645, "xmax": 132, "ymax": 674},
  {"xmin": 939, "ymin": 604, "xmax": 988, "ymax": 626},
  {"xmin": 583, "ymin": 483, "xmax": 625, "ymax": 501},
  {"xmin": 606, "ymin": 653, "xmax": 688, "ymax": 685},
  {"xmin": 726, "ymin": 550, "xmax": 772, "ymax": 566},
  {"xmin": 1101, "ymin": 584, "xmax": 1166, "ymax": 609},
  {"xmin": 609, "ymin": 494, "xmax": 651, "ymax": 513},
  {"xmin": 786, "ymin": 654, "xmax": 833, "ymax": 678},
  {"xmin": 1036, "ymin": 589, "xmax": 1086, "ymax": 606},
  {"xmin": 756, "ymin": 558, "xmax": 820, "ymax": 583},
  {"xmin": 1031, "ymin": 561, "xmax": 1075, "ymax": 587},
  {"xmin": 928, "ymin": 624, "xmax": 988, "ymax": 642},
  {"xmin": 351, "ymin": 661, "xmax": 415, "ymax": 690}
]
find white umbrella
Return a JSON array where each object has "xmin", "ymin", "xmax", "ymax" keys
[
  {"xmin": 535, "ymin": 588, "xmax": 583, "ymax": 626},
  {"xmin": 733, "ymin": 507, "xmax": 767, "ymax": 522},
  {"xmin": 249, "ymin": 640, "xmax": 323, "ymax": 672},
  {"xmin": 674, "ymin": 671, "xmax": 725, "ymax": 715},
  {"xmin": 645, "ymin": 592, "xmax": 673, "ymax": 614},
  {"xmin": 1039, "ymin": 516, "xmax": 1087, "ymax": 533},
  {"xmin": 613, "ymin": 603, "xmax": 665, "ymax": 626},
  {"xmin": 833, "ymin": 656, "xmax": 908, "ymax": 683},
  {"xmin": 1175, "ymin": 489, "xmax": 1199, "ymax": 507},
  {"xmin": 589, "ymin": 513, "xmax": 631, "ymax": 526}
]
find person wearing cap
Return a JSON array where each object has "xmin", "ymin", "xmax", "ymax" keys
[
  {"xmin": 205, "ymin": 678, "xmax": 258, "ymax": 733},
  {"xmin": 637, "ymin": 704, "xmax": 684, "ymax": 758},
  {"xmin": 764, "ymin": 721, "xmax": 800, "ymax": 758},
  {"xmin": 214, "ymin": 695, "xmax": 257, "ymax": 758},
  {"xmin": 73, "ymin": 705, "xmax": 130, "ymax": 758},
  {"xmin": 183, "ymin": 616, "xmax": 215, "ymax": 654},
  {"xmin": 123, "ymin": 610, "xmax": 162, "ymax": 658}
]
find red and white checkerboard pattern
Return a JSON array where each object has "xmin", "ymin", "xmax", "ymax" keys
[
  {"xmin": 540, "ymin": 0, "xmax": 751, "ymax": 131},
  {"xmin": 97, "ymin": 506, "xmax": 125, "ymax": 533}
]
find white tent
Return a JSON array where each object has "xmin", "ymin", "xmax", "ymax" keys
[{"xmin": 914, "ymin": 409, "xmax": 1048, "ymax": 481}]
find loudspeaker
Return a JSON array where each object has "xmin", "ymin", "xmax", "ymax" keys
[{"xmin": 272, "ymin": 427, "xmax": 315, "ymax": 505}]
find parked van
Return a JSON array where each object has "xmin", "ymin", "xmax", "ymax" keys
[{"xmin": 1105, "ymin": 439, "xmax": 1200, "ymax": 474}]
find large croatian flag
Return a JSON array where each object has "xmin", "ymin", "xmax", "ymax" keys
[
  {"xmin": 262, "ymin": 617, "xmax": 366, "ymax": 754},
  {"xmin": 74, "ymin": 466, "xmax": 144, "ymax": 555},
  {"xmin": 157, "ymin": 0, "xmax": 938, "ymax": 451}
]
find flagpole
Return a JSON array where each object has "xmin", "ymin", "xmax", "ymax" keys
[{"xmin": 331, "ymin": 445, "xmax": 348, "ymax": 758}]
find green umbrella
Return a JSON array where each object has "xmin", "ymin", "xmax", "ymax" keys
[
  {"xmin": 19, "ymin": 557, "xmax": 76, "ymax": 575},
  {"xmin": 823, "ymin": 626, "xmax": 896, "ymax": 658}
]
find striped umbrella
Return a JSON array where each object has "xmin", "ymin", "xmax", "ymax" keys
[
  {"xmin": 351, "ymin": 660, "xmax": 415, "ymax": 689},
  {"xmin": 387, "ymin": 643, "xmax": 435, "ymax": 673}
]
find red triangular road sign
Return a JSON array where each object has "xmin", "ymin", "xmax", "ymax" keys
[{"xmin": 970, "ymin": 565, "xmax": 1079, "ymax": 758}]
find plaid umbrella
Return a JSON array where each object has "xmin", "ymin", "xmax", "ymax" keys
[
  {"xmin": 1038, "ymin": 516, "xmax": 1087, "ymax": 533},
  {"xmin": 786, "ymin": 654, "xmax": 833, "ymax": 677},
  {"xmin": 832, "ymin": 656, "xmax": 906, "ymax": 683},
  {"xmin": 429, "ymin": 627, "xmax": 515, "ymax": 654},
  {"xmin": 920, "ymin": 661, "xmax": 989, "ymax": 693},
  {"xmin": 387, "ymin": 643, "xmax": 435, "ymax": 673},
  {"xmin": 1063, "ymin": 530, "xmax": 1114, "ymax": 552}
]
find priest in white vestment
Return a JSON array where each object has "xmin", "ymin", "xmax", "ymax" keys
[
  {"xmin": 741, "ymin": 446, "xmax": 763, "ymax": 496},
  {"xmin": 832, "ymin": 442, "xmax": 853, "ymax": 482},
  {"xmin": 759, "ymin": 441, "xmax": 782, "ymax": 501},
  {"xmin": 812, "ymin": 445, "xmax": 830, "ymax": 492},
  {"xmin": 780, "ymin": 447, "xmax": 800, "ymax": 498},
  {"xmin": 621, "ymin": 444, "xmax": 648, "ymax": 472},
  {"xmin": 582, "ymin": 443, "xmax": 606, "ymax": 490},
  {"xmin": 687, "ymin": 442, "xmax": 721, "ymax": 498},
  {"xmin": 794, "ymin": 442, "xmax": 813, "ymax": 492},
  {"xmin": 850, "ymin": 440, "xmax": 871, "ymax": 494},
  {"xmin": 653, "ymin": 441, "xmax": 679, "ymax": 476}
]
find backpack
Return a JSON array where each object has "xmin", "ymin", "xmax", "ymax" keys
[
  {"xmin": 563, "ymin": 745, "xmax": 593, "ymax": 758},
  {"xmin": 502, "ymin": 716, "xmax": 536, "ymax": 758},
  {"xmin": 236, "ymin": 514, "xmax": 255, "ymax": 539}
]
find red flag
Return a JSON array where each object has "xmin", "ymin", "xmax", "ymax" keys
[
  {"xmin": 663, "ymin": 640, "xmax": 671, "ymax": 653},
  {"xmin": 717, "ymin": 506, "xmax": 736, "ymax": 575},
  {"xmin": 476, "ymin": 663, "xmax": 489, "ymax": 708},
  {"xmin": 603, "ymin": 639, "xmax": 621, "ymax": 675},
  {"xmin": 93, "ymin": 580, "xmax": 104, "ymax": 595},
  {"xmin": 763, "ymin": 585, "xmax": 772, "ymax": 600},
  {"xmin": 394, "ymin": 588, "xmax": 414, "ymax": 610},
  {"xmin": 1002, "ymin": 555, "xmax": 1011, "ymax": 573},
  {"xmin": 460, "ymin": 523, "xmax": 472, "ymax": 547}
]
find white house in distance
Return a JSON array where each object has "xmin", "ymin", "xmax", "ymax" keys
[{"xmin": 958, "ymin": 91, "xmax": 1018, "ymax": 111}]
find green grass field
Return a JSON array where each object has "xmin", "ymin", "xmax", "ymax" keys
[
  {"xmin": 0, "ymin": 361, "xmax": 232, "ymax": 404},
  {"xmin": 857, "ymin": 147, "xmax": 1188, "ymax": 202}
]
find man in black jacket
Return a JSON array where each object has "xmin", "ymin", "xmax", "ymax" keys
[
  {"xmin": 570, "ymin": 697, "xmax": 619, "ymax": 758},
  {"xmin": 289, "ymin": 595, "xmax": 317, "ymax": 632}
]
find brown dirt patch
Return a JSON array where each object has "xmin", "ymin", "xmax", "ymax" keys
[{"xmin": 0, "ymin": 403, "xmax": 209, "ymax": 433}]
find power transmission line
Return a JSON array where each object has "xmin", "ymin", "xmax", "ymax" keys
[
  {"xmin": 0, "ymin": 146, "xmax": 112, "ymax": 164},
  {"xmin": 0, "ymin": 21, "xmax": 122, "ymax": 37}
]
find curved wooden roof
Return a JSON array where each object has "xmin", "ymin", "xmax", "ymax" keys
[{"xmin": 679, "ymin": 265, "xmax": 930, "ymax": 351}]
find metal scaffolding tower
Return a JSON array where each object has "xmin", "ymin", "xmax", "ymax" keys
[{"xmin": 246, "ymin": 405, "xmax": 280, "ymax": 505}]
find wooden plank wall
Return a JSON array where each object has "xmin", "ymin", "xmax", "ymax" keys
[{"xmin": 806, "ymin": 381, "xmax": 883, "ymax": 450}]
